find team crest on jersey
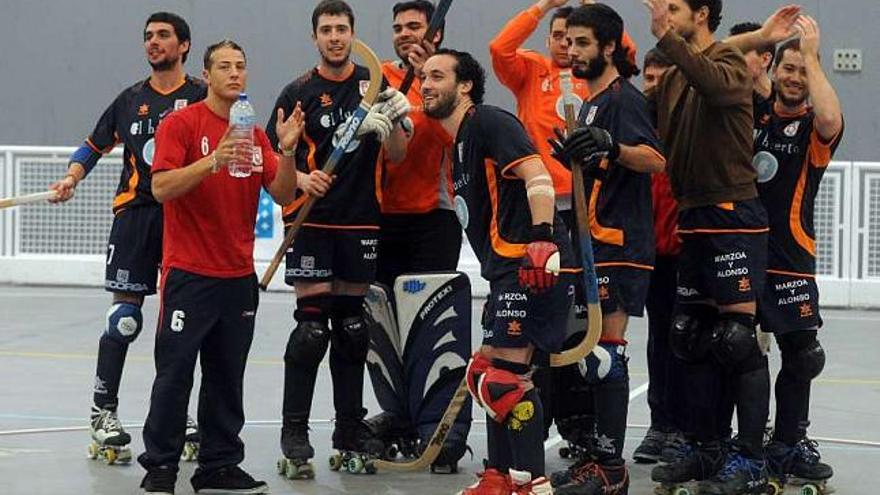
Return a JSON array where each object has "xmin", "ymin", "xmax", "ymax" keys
[
  {"xmin": 784, "ymin": 121, "xmax": 801, "ymax": 137},
  {"xmin": 453, "ymin": 195, "xmax": 469, "ymax": 229},
  {"xmin": 584, "ymin": 105, "xmax": 599, "ymax": 125},
  {"xmin": 174, "ymin": 99, "xmax": 188, "ymax": 111},
  {"xmin": 359, "ymin": 80, "xmax": 369, "ymax": 97},
  {"xmin": 143, "ymin": 138, "xmax": 155, "ymax": 166}
]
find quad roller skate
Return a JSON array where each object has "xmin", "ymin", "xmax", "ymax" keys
[
  {"xmin": 328, "ymin": 417, "xmax": 384, "ymax": 474},
  {"xmin": 765, "ymin": 439, "xmax": 834, "ymax": 495},
  {"xmin": 181, "ymin": 415, "xmax": 200, "ymax": 462},
  {"xmin": 87, "ymin": 405, "xmax": 132, "ymax": 465},
  {"xmin": 556, "ymin": 415, "xmax": 595, "ymax": 460},
  {"xmin": 652, "ymin": 441, "xmax": 723, "ymax": 495},
  {"xmin": 365, "ymin": 411, "xmax": 420, "ymax": 461},
  {"xmin": 554, "ymin": 458, "xmax": 630, "ymax": 495},
  {"xmin": 698, "ymin": 450, "xmax": 768, "ymax": 495},
  {"xmin": 277, "ymin": 419, "xmax": 315, "ymax": 480}
]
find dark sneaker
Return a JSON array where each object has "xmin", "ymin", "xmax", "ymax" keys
[
  {"xmin": 659, "ymin": 430, "xmax": 687, "ymax": 464},
  {"xmin": 633, "ymin": 427, "xmax": 666, "ymax": 464},
  {"xmin": 191, "ymin": 465, "xmax": 269, "ymax": 494},
  {"xmin": 766, "ymin": 439, "xmax": 833, "ymax": 481},
  {"xmin": 555, "ymin": 459, "xmax": 629, "ymax": 495},
  {"xmin": 141, "ymin": 465, "xmax": 177, "ymax": 495}
]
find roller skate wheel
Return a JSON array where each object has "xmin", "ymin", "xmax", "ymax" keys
[
  {"xmin": 116, "ymin": 447, "xmax": 132, "ymax": 464},
  {"xmin": 87, "ymin": 443, "xmax": 99, "ymax": 459},
  {"xmin": 672, "ymin": 487, "xmax": 690, "ymax": 495},
  {"xmin": 767, "ymin": 479, "xmax": 784, "ymax": 495},
  {"xmin": 384, "ymin": 444, "xmax": 398, "ymax": 460},
  {"xmin": 800, "ymin": 485, "xmax": 820, "ymax": 495},
  {"xmin": 104, "ymin": 448, "xmax": 118, "ymax": 465},
  {"xmin": 346, "ymin": 456, "xmax": 365, "ymax": 473},
  {"xmin": 283, "ymin": 461, "xmax": 299, "ymax": 479},
  {"xmin": 182, "ymin": 442, "xmax": 198, "ymax": 462},
  {"xmin": 364, "ymin": 460, "xmax": 377, "ymax": 475},
  {"xmin": 329, "ymin": 454, "xmax": 343, "ymax": 471}
]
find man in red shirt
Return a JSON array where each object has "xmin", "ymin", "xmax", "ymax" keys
[{"xmin": 137, "ymin": 40, "xmax": 300, "ymax": 495}]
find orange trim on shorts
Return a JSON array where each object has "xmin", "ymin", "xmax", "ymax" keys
[
  {"xmin": 716, "ymin": 202, "xmax": 735, "ymax": 211},
  {"xmin": 560, "ymin": 267, "xmax": 584, "ymax": 274},
  {"xmin": 500, "ymin": 154, "xmax": 541, "ymax": 179},
  {"xmin": 596, "ymin": 261, "xmax": 654, "ymax": 271},
  {"xmin": 485, "ymin": 160, "xmax": 528, "ymax": 259},
  {"xmin": 767, "ymin": 268, "xmax": 816, "ymax": 279}
]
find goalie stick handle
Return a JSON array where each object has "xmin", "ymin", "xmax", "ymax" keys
[
  {"xmin": 259, "ymin": 39, "xmax": 383, "ymax": 291},
  {"xmin": 397, "ymin": 0, "xmax": 453, "ymax": 94},
  {"xmin": 0, "ymin": 190, "xmax": 58, "ymax": 209},
  {"xmin": 550, "ymin": 71, "xmax": 602, "ymax": 367}
]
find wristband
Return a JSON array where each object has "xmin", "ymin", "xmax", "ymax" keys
[{"xmin": 529, "ymin": 223, "xmax": 554, "ymax": 242}]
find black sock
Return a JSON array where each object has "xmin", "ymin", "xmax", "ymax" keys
[
  {"xmin": 93, "ymin": 333, "xmax": 129, "ymax": 410},
  {"xmin": 505, "ymin": 387, "xmax": 546, "ymax": 477}
]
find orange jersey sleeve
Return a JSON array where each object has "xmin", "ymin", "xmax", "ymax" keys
[
  {"xmin": 489, "ymin": 5, "xmax": 545, "ymax": 93},
  {"xmin": 379, "ymin": 61, "xmax": 453, "ymax": 214}
]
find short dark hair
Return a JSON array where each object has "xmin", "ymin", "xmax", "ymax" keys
[
  {"xmin": 643, "ymin": 48, "xmax": 672, "ymax": 69},
  {"xmin": 312, "ymin": 0, "xmax": 355, "ymax": 34},
  {"xmin": 203, "ymin": 40, "xmax": 246, "ymax": 70},
  {"xmin": 774, "ymin": 38, "xmax": 803, "ymax": 68},
  {"xmin": 684, "ymin": 0, "xmax": 723, "ymax": 33},
  {"xmin": 434, "ymin": 48, "xmax": 486, "ymax": 105},
  {"xmin": 392, "ymin": 1, "xmax": 444, "ymax": 45},
  {"xmin": 730, "ymin": 21, "xmax": 776, "ymax": 66},
  {"xmin": 567, "ymin": 4, "xmax": 640, "ymax": 78},
  {"xmin": 145, "ymin": 12, "xmax": 191, "ymax": 63},
  {"xmin": 550, "ymin": 6, "xmax": 574, "ymax": 28}
]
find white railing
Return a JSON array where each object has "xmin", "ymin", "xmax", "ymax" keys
[{"xmin": 0, "ymin": 146, "xmax": 872, "ymax": 305}]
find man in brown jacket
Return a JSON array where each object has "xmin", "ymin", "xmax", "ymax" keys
[{"xmin": 643, "ymin": 1, "xmax": 771, "ymax": 494}]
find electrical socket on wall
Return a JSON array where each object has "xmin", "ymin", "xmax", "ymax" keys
[{"xmin": 833, "ymin": 49, "xmax": 862, "ymax": 72}]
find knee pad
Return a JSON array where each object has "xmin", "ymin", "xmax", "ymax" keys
[
  {"xmin": 331, "ymin": 314, "xmax": 370, "ymax": 363},
  {"xmin": 781, "ymin": 337, "xmax": 825, "ymax": 380},
  {"xmin": 670, "ymin": 307, "xmax": 714, "ymax": 362},
  {"xmin": 578, "ymin": 341, "xmax": 628, "ymax": 385},
  {"xmin": 466, "ymin": 353, "xmax": 529, "ymax": 423},
  {"xmin": 711, "ymin": 314, "xmax": 760, "ymax": 368},
  {"xmin": 104, "ymin": 302, "xmax": 143, "ymax": 344},
  {"xmin": 285, "ymin": 320, "xmax": 330, "ymax": 368}
]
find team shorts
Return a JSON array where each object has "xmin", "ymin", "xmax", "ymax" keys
[
  {"xmin": 481, "ymin": 273, "xmax": 576, "ymax": 354},
  {"xmin": 677, "ymin": 200, "xmax": 768, "ymax": 306},
  {"xmin": 759, "ymin": 270, "xmax": 822, "ymax": 333},
  {"xmin": 285, "ymin": 226, "xmax": 378, "ymax": 284},
  {"xmin": 596, "ymin": 265, "xmax": 651, "ymax": 317},
  {"xmin": 104, "ymin": 205, "xmax": 163, "ymax": 295}
]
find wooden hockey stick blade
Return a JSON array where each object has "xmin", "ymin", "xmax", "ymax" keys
[
  {"xmin": 550, "ymin": 73, "xmax": 603, "ymax": 367},
  {"xmin": 398, "ymin": 0, "xmax": 453, "ymax": 94},
  {"xmin": 259, "ymin": 39, "xmax": 383, "ymax": 291},
  {"xmin": 372, "ymin": 375, "xmax": 468, "ymax": 472},
  {"xmin": 0, "ymin": 190, "xmax": 58, "ymax": 209}
]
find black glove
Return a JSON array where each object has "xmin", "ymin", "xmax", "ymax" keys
[{"xmin": 549, "ymin": 126, "xmax": 620, "ymax": 168}]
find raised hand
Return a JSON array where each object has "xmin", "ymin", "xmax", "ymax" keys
[
  {"xmin": 796, "ymin": 14, "xmax": 820, "ymax": 59},
  {"xmin": 275, "ymin": 102, "xmax": 305, "ymax": 153},
  {"xmin": 760, "ymin": 4, "xmax": 802, "ymax": 44},
  {"xmin": 643, "ymin": 0, "xmax": 671, "ymax": 40}
]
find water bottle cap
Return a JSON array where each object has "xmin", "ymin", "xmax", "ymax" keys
[{"xmin": 238, "ymin": 93, "xmax": 248, "ymax": 101}]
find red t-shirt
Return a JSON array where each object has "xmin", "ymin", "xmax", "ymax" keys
[
  {"xmin": 651, "ymin": 171, "xmax": 681, "ymax": 256},
  {"xmin": 153, "ymin": 101, "xmax": 279, "ymax": 278}
]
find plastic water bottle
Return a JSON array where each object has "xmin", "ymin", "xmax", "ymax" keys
[{"xmin": 228, "ymin": 93, "xmax": 255, "ymax": 178}]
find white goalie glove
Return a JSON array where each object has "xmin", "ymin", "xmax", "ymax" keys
[
  {"xmin": 353, "ymin": 108, "xmax": 394, "ymax": 142},
  {"xmin": 376, "ymin": 87, "xmax": 411, "ymax": 122}
]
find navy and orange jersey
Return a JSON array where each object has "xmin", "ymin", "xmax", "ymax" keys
[
  {"xmin": 84, "ymin": 75, "xmax": 206, "ymax": 213},
  {"xmin": 576, "ymin": 77, "xmax": 663, "ymax": 270},
  {"xmin": 267, "ymin": 64, "xmax": 385, "ymax": 228},
  {"xmin": 753, "ymin": 99, "xmax": 844, "ymax": 275},
  {"xmin": 451, "ymin": 105, "xmax": 574, "ymax": 282},
  {"xmin": 380, "ymin": 61, "xmax": 453, "ymax": 214}
]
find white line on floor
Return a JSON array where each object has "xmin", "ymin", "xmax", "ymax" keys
[{"xmin": 543, "ymin": 380, "xmax": 650, "ymax": 452}]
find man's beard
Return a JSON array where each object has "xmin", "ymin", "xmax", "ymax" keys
[
  {"xmin": 149, "ymin": 55, "xmax": 179, "ymax": 72},
  {"xmin": 424, "ymin": 92, "xmax": 457, "ymax": 119},
  {"xmin": 777, "ymin": 90, "xmax": 807, "ymax": 109},
  {"xmin": 573, "ymin": 55, "xmax": 607, "ymax": 81}
]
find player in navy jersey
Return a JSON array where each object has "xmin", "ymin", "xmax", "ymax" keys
[
  {"xmin": 48, "ymin": 12, "xmax": 205, "ymax": 464},
  {"xmin": 266, "ymin": 0, "xmax": 412, "ymax": 477},
  {"xmin": 730, "ymin": 13, "xmax": 843, "ymax": 491},
  {"xmin": 421, "ymin": 47, "xmax": 576, "ymax": 495},
  {"xmin": 549, "ymin": 5, "xmax": 665, "ymax": 494}
]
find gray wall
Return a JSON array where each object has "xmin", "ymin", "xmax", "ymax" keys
[{"xmin": 0, "ymin": 0, "xmax": 874, "ymax": 160}]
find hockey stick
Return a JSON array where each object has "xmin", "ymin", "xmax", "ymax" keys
[
  {"xmin": 0, "ymin": 190, "xmax": 58, "ymax": 209},
  {"xmin": 549, "ymin": 71, "xmax": 602, "ymax": 367},
  {"xmin": 259, "ymin": 39, "xmax": 383, "ymax": 290},
  {"xmin": 397, "ymin": 0, "xmax": 453, "ymax": 94}
]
